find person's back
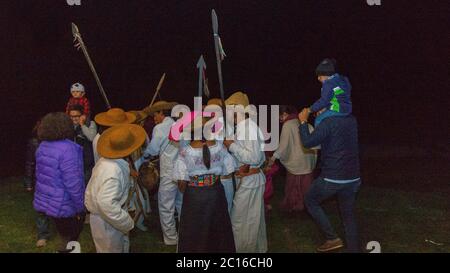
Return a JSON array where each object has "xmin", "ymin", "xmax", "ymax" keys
[
  {"xmin": 303, "ymin": 115, "xmax": 360, "ymax": 181},
  {"xmin": 34, "ymin": 139, "xmax": 85, "ymax": 218},
  {"xmin": 280, "ymin": 119, "xmax": 317, "ymax": 174}
]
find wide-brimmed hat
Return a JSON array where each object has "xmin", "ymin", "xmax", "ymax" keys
[
  {"xmin": 225, "ymin": 91, "xmax": 249, "ymax": 107},
  {"xmin": 95, "ymin": 108, "xmax": 136, "ymax": 127},
  {"xmin": 145, "ymin": 101, "xmax": 178, "ymax": 116},
  {"xmin": 207, "ymin": 98, "xmax": 223, "ymax": 107},
  {"xmin": 97, "ymin": 124, "xmax": 146, "ymax": 159},
  {"xmin": 129, "ymin": 110, "xmax": 149, "ymax": 124}
]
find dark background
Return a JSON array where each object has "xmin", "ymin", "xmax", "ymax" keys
[{"xmin": 0, "ymin": 0, "xmax": 448, "ymax": 177}]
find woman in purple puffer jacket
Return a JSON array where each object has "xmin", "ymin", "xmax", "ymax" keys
[{"xmin": 34, "ymin": 112, "xmax": 86, "ymax": 251}]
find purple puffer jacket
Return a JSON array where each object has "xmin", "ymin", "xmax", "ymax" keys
[{"xmin": 33, "ymin": 139, "xmax": 85, "ymax": 218}]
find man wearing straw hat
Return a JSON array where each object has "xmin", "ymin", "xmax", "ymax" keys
[
  {"xmin": 85, "ymin": 124, "xmax": 147, "ymax": 253},
  {"xmin": 223, "ymin": 91, "xmax": 268, "ymax": 253},
  {"xmin": 94, "ymin": 108, "xmax": 150, "ymax": 232},
  {"xmin": 141, "ymin": 100, "xmax": 182, "ymax": 246},
  {"xmin": 93, "ymin": 108, "xmax": 137, "ymax": 163}
]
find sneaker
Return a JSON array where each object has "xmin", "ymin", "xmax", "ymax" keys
[
  {"xmin": 164, "ymin": 238, "xmax": 178, "ymax": 246},
  {"xmin": 317, "ymin": 238, "xmax": 344, "ymax": 252},
  {"xmin": 36, "ymin": 239, "xmax": 47, "ymax": 248}
]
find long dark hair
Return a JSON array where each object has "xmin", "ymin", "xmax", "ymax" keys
[{"xmin": 202, "ymin": 141, "xmax": 211, "ymax": 169}]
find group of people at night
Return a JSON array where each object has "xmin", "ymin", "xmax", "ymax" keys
[{"xmin": 25, "ymin": 58, "xmax": 362, "ymax": 253}]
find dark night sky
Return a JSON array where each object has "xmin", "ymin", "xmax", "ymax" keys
[{"xmin": 0, "ymin": 0, "xmax": 449, "ymax": 176}]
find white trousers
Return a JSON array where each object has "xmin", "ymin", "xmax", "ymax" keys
[
  {"xmin": 158, "ymin": 176, "xmax": 183, "ymax": 245},
  {"xmin": 231, "ymin": 173, "xmax": 267, "ymax": 253},
  {"xmin": 90, "ymin": 214, "xmax": 130, "ymax": 253}
]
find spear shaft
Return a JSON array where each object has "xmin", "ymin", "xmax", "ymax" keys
[{"xmin": 72, "ymin": 23, "xmax": 111, "ymax": 109}]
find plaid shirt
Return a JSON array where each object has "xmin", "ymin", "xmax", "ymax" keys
[{"xmin": 66, "ymin": 96, "xmax": 90, "ymax": 117}]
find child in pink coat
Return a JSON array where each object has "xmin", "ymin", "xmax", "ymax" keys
[{"xmin": 263, "ymin": 151, "xmax": 280, "ymax": 213}]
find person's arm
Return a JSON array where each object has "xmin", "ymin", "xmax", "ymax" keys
[
  {"xmin": 60, "ymin": 144, "xmax": 86, "ymax": 214},
  {"xmin": 173, "ymin": 153, "xmax": 189, "ymax": 193},
  {"xmin": 83, "ymin": 97, "xmax": 90, "ymax": 117},
  {"xmin": 272, "ymin": 123, "xmax": 290, "ymax": 161},
  {"xmin": 228, "ymin": 124, "xmax": 264, "ymax": 166},
  {"xmin": 221, "ymin": 146, "xmax": 237, "ymax": 175},
  {"xmin": 310, "ymin": 82, "xmax": 333, "ymax": 113},
  {"xmin": 81, "ymin": 121, "xmax": 97, "ymax": 141},
  {"xmin": 299, "ymin": 120, "xmax": 330, "ymax": 148},
  {"xmin": 142, "ymin": 127, "xmax": 164, "ymax": 158},
  {"xmin": 97, "ymin": 178, "xmax": 134, "ymax": 234}
]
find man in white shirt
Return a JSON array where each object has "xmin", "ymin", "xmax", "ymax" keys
[
  {"xmin": 141, "ymin": 101, "xmax": 182, "ymax": 246},
  {"xmin": 223, "ymin": 92, "xmax": 268, "ymax": 253},
  {"xmin": 85, "ymin": 124, "xmax": 146, "ymax": 253}
]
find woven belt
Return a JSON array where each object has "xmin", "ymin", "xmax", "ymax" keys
[
  {"xmin": 220, "ymin": 174, "xmax": 233, "ymax": 180},
  {"xmin": 188, "ymin": 174, "xmax": 219, "ymax": 187}
]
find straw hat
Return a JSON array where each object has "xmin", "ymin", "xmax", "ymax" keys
[
  {"xmin": 95, "ymin": 108, "xmax": 136, "ymax": 127},
  {"xmin": 145, "ymin": 101, "xmax": 178, "ymax": 116},
  {"xmin": 129, "ymin": 110, "xmax": 149, "ymax": 124},
  {"xmin": 207, "ymin": 98, "xmax": 223, "ymax": 107},
  {"xmin": 97, "ymin": 124, "xmax": 146, "ymax": 159},
  {"xmin": 225, "ymin": 91, "xmax": 249, "ymax": 107}
]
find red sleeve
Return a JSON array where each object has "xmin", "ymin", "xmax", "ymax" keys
[
  {"xmin": 66, "ymin": 98, "xmax": 74, "ymax": 114},
  {"xmin": 82, "ymin": 97, "xmax": 90, "ymax": 116}
]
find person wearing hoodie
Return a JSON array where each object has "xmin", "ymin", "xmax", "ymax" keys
[
  {"xmin": 85, "ymin": 124, "xmax": 146, "ymax": 253},
  {"xmin": 308, "ymin": 58, "xmax": 353, "ymax": 126}
]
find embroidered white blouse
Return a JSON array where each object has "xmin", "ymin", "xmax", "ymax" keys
[{"xmin": 173, "ymin": 142, "xmax": 237, "ymax": 181}]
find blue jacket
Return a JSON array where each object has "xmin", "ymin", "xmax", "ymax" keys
[
  {"xmin": 311, "ymin": 74, "xmax": 352, "ymax": 114},
  {"xmin": 299, "ymin": 115, "xmax": 360, "ymax": 180},
  {"xmin": 33, "ymin": 139, "xmax": 85, "ymax": 218}
]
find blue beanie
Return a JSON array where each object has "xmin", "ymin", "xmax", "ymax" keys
[{"xmin": 315, "ymin": 58, "xmax": 337, "ymax": 76}]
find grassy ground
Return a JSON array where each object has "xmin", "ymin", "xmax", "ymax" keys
[{"xmin": 0, "ymin": 162, "xmax": 449, "ymax": 253}]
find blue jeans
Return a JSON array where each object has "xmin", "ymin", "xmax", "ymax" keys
[
  {"xmin": 305, "ymin": 177, "xmax": 361, "ymax": 252},
  {"xmin": 36, "ymin": 212, "xmax": 51, "ymax": 240}
]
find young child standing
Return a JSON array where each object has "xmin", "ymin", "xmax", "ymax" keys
[
  {"xmin": 66, "ymin": 83, "xmax": 90, "ymax": 118},
  {"xmin": 309, "ymin": 58, "xmax": 352, "ymax": 126},
  {"xmin": 263, "ymin": 157, "xmax": 279, "ymax": 213}
]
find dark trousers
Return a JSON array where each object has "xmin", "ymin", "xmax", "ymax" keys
[
  {"xmin": 36, "ymin": 212, "xmax": 51, "ymax": 240},
  {"xmin": 305, "ymin": 177, "xmax": 361, "ymax": 252},
  {"xmin": 52, "ymin": 215, "xmax": 85, "ymax": 244}
]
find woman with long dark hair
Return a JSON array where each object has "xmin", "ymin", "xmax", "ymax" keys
[{"xmin": 173, "ymin": 112, "xmax": 236, "ymax": 252}]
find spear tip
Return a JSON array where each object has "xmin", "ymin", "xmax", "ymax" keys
[
  {"xmin": 211, "ymin": 9, "xmax": 219, "ymax": 34},
  {"xmin": 71, "ymin": 22, "xmax": 80, "ymax": 37}
]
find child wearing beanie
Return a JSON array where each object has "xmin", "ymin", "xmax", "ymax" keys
[
  {"xmin": 309, "ymin": 58, "xmax": 352, "ymax": 126},
  {"xmin": 65, "ymin": 82, "xmax": 91, "ymax": 118}
]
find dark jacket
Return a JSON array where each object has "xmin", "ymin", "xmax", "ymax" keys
[
  {"xmin": 74, "ymin": 123, "xmax": 94, "ymax": 182},
  {"xmin": 310, "ymin": 73, "xmax": 352, "ymax": 114},
  {"xmin": 299, "ymin": 115, "xmax": 360, "ymax": 180},
  {"xmin": 24, "ymin": 137, "xmax": 40, "ymax": 188}
]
